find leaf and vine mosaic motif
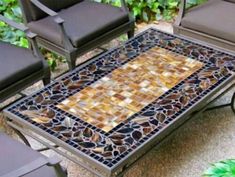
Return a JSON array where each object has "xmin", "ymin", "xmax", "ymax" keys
[{"xmin": 7, "ymin": 28, "xmax": 235, "ymax": 169}]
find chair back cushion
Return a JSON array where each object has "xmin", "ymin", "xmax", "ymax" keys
[
  {"xmin": 181, "ymin": 0, "xmax": 235, "ymax": 43},
  {"xmin": 19, "ymin": 0, "xmax": 82, "ymax": 21},
  {"xmin": 224, "ymin": 0, "xmax": 235, "ymax": 2}
]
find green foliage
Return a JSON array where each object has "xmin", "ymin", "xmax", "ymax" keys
[
  {"xmin": 40, "ymin": 48, "xmax": 65, "ymax": 71},
  {"xmin": 187, "ymin": 0, "xmax": 207, "ymax": 8},
  {"xmin": 0, "ymin": 0, "xmax": 28, "ymax": 47},
  {"xmin": 203, "ymin": 159, "xmax": 235, "ymax": 177},
  {"xmin": 95, "ymin": 0, "xmax": 206, "ymax": 22}
]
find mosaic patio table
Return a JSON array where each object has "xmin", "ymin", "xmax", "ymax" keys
[{"xmin": 4, "ymin": 28, "xmax": 235, "ymax": 177}]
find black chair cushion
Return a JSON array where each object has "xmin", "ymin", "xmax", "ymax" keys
[
  {"xmin": 181, "ymin": 0, "xmax": 235, "ymax": 43},
  {"xmin": 0, "ymin": 41, "xmax": 43, "ymax": 90},
  {"xmin": 27, "ymin": 0, "xmax": 129, "ymax": 47},
  {"xmin": 223, "ymin": 0, "xmax": 235, "ymax": 3},
  {"xmin": 0, "ymin": 133, "xmax": 57, "ymax": 177},
  {"xmin": 25, "ymin": 0, "xmax": 82, "ymax": 20}
]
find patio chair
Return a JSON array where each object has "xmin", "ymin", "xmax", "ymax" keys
[
  {"xmin": 18, "ymin": 0, "xmax": 135, "ymax": 70},
  {"xmin": 0, "ymin": 15, "xmax": 50, "ymax": 103},
  {"xmin": 173, "ymin": 0, "xmax": 235, "ymax": 52},
  {"xmin": 0, "ymin": 132, "xmax": 66, "ymax": 177},
  {"xmin": 173, "ymin": 0, "xmax": 235, "ymax": 113}
]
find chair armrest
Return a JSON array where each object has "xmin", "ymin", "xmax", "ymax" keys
[
  {"xmin": 1, "ymin": 157, "xmax": 49, "ymax": 177},
  {"xmin": 47, "ymin": 156, "xmax": 61, "ymax": 166},
  {"xmin": 175, "ymin": 0, "xmax": 186, "ymax": 26},
  {"xmin": 1, "ymin": 156, "xmax": 65, "ymax": 177},
  {"xmin": 31, "ymin": 0, "xmax": 56, "ymax": 16},
  {"xmin": 0, "ymin": 15, "xmax": 27, "ymax": 31},
  {"xmin": 30, "ymin": 0, "xmax": 74, "ymax": 50},
  {"xmin": 47, "ymin": 156, "xmax": 67, "ymax": 177},
  {"xmin": 120, "ymin": 0, "xmax": 129, "ymax": 12},
  {"xmin": 0, "ymin": 14, "xmax": 44, "ymax": 58},
  {"xmin": 30, "ymin": 0, "xmax": 64, "ymax": 24},
  {"xmin": 0, "ymin": 14, "xmax": 37, "ymax": 39}
]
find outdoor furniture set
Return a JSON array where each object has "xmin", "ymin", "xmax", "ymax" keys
[
  {"xmin": 0, "ymin": 0, "xmax": 134, "ymax": 176},
  {"xmin": 0, "ymin": 0, "xmax": 235, "ymax": 177}
]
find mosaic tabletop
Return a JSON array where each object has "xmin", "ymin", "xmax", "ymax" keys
[{"xmin": 5, "ymin": 28, "xmax": 235, "ymax": 175}]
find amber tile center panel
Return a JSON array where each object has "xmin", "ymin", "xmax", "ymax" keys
[{"xmin": 57, "ymin": 47, "xmax": 204, "ymax": 132}]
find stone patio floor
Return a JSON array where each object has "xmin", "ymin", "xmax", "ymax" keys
[{"xmin": 1, "ymin": 22, "xmax": 235, "ymax": 177}]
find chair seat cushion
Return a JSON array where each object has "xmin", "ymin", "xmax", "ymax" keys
[
  {"xmin": 27, "ymin": 0, "xmax": 129, "ymax": 47},
  {"xmin": 29, "ymin": 0, "xmax": 82, "ymax": 20},
  {"xmin": 0, "ymin": 41, "xmax": 43, "ymax": 90},
  {"xmin": 181, "ymin": 0, "xmax": 235, "ymax": 43},
  {"xmin": 0, "ymin": 133, "xmax": 57, "ymax": 177}
]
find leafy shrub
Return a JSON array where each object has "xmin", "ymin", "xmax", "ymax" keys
[
  {"xmin": 95, "ymin": 0, "xmax": 179, "ymax": 22},
  {"xmin": 0, "ymin": 0, "xmax": 28, "ymax": 47},
  {"xmin": 187, "ymin": 0, "xmax": 207, "ymax": 8},
  {"xmin": 203, "ymin": 159, "xmax": 235, "ymax": 177},
  {"xmin": 95, "ymin": 0, "xmax": 206, "ymax": 22}
]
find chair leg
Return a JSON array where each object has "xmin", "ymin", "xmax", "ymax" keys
[
  {"xmin": 231, "ymin": 92, "xmax": 235, "ymax": 114},
  {"xmin": 43, "ymin": 68, "xmax": 51, "ymax": 86},
  {"xmin": 43, "ymin": 77, "xmax": 50, "ymax": 86},
  {"xmin": 127, "ymin": 28, "xmax": 135, "ymax": 39},
  {"xmin": 68, "ymin": 60, "xmax": 76, "ymax": 70},
  {"xmin": 66, "ymin": 52, "xmax": 77, "ymax": 70},
  {"xmin": 12, "ymin": 127, "xmax": 31, "ymax": 147},
  {"xmin": 53, "ymin": 164, "xmax": 67, "ymax": 177}
]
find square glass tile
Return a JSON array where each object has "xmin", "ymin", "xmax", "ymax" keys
[{"xmin": 57, "ymin": 46, "xmax": 203, "ymax": 132}]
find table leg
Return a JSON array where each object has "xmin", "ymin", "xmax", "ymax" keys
[
  {"xmin": 205, "ymin": 91, "xmax": 235, "ymax": 114},
  {"xmin": 231, "ymin": 92, "xmax": 235, "ymax": 114},
  {"xmin": 11, "ymin": 126, "xmax": 31, "ymax": 147}
]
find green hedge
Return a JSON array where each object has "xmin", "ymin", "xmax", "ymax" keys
[{"xmin": 203, "ymin": 159, "xmax": 235, "ymax": 177}]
